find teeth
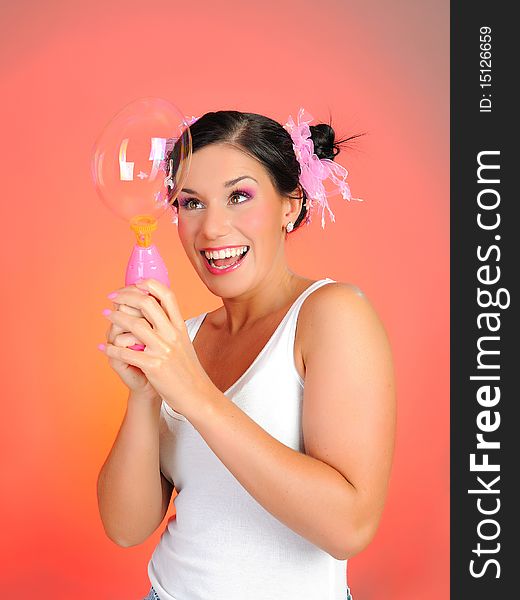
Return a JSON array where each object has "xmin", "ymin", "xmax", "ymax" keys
[{"xmin": 204, "ymin": 246, "xmax": 248, "ymax": 260}]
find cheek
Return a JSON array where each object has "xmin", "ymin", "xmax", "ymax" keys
[
  {"xmin": 176, "ymin": 218, "xmax": 195, "ymax": 250},
  {"xmin": 238, "ymin": 204, "xmax": 279, "ymax": 233}
]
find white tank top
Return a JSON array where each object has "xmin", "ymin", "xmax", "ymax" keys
[{"xmin": 148, "ymin": 278, "xmax": 351, "ymax": 600}]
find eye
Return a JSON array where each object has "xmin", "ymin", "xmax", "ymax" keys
[
  {"xmin": 179, "ymin": 198, "xmax": 203, "ymax": 210},
  {"xmin": 229, "ymin": 189, "xmax": 252, "ymax": 205}
]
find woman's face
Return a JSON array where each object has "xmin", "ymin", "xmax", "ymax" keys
[{"xmin": 176, "ymin": 143, "xmax": 293, "ymax": 296}]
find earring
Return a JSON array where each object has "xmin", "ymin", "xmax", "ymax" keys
[{"xmin": 286, "ymin": 221, "xmax": 294, "ymax": 233}]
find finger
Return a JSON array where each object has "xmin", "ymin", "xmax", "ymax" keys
[
  {"xmin": 104, "ymin": 309, "xmax": 158, "ymax": 349},
  {"xmin": 105, "ymin": 285, "xmax": 148, "ymax": 343},
  {"xmin": 106, "ymin": 299, "xmax": 147, "ymax": 344},
  {"xmin": 103, "ymin": 342, "xmax": 151, "ymax": 371},
  {"xmin": 106, "ymin": 313, "xmax": 130, "ymax": 343},
  {"xmin": 113, "ymin": 332, "xmax": 143, "ymax": 348},
  {"xmin": 134, "ymin": 279, "xmax": 184, "ymax": 329},
  {"xmin": 118, "ymin": 303, "xmax": 146, "ymax": 319},
  {"xmin": 107, "ymin": 322, "xmax": 122, "ymax": 344},
  {"xmin": 105, "ymin": 290, "xmax": 173, "ymax": 339}
]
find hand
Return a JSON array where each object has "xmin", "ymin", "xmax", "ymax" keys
[
  {"xmin": 100, "ymin": 278, "xmax": 215, "ymax": 418},
  {"xmin": 103, "ymin": 284, "xmax": 159, "ymax": 398}
]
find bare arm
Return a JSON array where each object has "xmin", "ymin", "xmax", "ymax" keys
[
  {"xmin": 299, "ymin": 283, "xmax": 396, "ymax": 555},
  {"xmin": 97, "ymin": 390, "xmax": 174, "ymax": 547}
]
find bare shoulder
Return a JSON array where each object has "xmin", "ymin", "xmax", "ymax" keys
[
  {"xmin": 298, "ymin": 281, "xmax": 388, "ymax": 360},
  {"xmin": 303, "ymin": 280, "xmax": 369, "ymax": 316}
]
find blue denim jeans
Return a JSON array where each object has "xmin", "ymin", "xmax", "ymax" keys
[{"xmin": 143, "ymin": 585, "xmax": 353, "ymax": 599}]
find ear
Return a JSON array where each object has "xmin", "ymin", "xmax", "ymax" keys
[{"xmin": 281, "ymin": 185, "xmax": 304, "ymax": 224}]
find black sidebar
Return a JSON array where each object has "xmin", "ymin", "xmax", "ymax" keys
[{"xmin": 451, "ymin": 2, "xmax": 517, "ymax": 598}]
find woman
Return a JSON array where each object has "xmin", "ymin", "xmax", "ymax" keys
[{"xmin": 97, "ymin": 109, "xmax": 396, "ymax": 600}]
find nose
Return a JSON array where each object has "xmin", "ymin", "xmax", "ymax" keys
[{"xmin": 200, "ymin": 203, "xmax": 232, "ymax": 240}]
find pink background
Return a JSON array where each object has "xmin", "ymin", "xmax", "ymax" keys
[{"xmin": 0, "ymin": 1, "xmax": 449, "ymax": 598}]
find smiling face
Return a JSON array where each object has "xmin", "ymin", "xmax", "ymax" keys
[{"xmin": 176, "ymin": 143, "xmax": 300, "ymax": 296}]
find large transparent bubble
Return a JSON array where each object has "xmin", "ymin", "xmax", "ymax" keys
[
  {"xmin": 91, "ymin": 98, "xmax": 193, "ymax": 352},
  {"xmin": 91, "ymin": 97, "xmax": 192, "ymax": 237}
]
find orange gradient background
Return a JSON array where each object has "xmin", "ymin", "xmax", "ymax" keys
[{"xmin": 0, "ymin": 1, "xmax": 449, "ymax": 598}]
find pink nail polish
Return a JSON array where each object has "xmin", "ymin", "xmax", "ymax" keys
[
  {"xmin": 107, "ymin": 292, "xmax": 118, "ymax": 299},
  {"xmin": 98, "ymin": 343, "xmax": 106, "ymax": 351},
  {"xmin": 102, "ymin": 308, "xmax": 112, "ymax": 316}
]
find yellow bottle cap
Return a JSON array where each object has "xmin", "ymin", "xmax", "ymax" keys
[{"xmin": 129, "ymin": 215, "xmax": 158, "ymax": 247}]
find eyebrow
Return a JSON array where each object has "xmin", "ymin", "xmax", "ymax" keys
[{"xmin": 181, "ymin": 176, "xmax": 258, "ymax": 195}]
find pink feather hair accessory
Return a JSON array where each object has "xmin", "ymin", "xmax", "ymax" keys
[{"xmin": 283, "ymin": 107, "xmax": 363, "ymax": 229}]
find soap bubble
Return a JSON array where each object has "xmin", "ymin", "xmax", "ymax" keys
[{"xmin": 91, "ymin": 97, "xmax": 192, "ymax": 227}]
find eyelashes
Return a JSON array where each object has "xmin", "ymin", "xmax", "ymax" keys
[{"xmin": 179, "ymin": 188, "xmax": 253, "ymax": 210}]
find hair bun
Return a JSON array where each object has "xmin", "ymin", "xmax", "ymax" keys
[{"xmin": 310, "ymin": 123, "xmax": 338, "ymax": 161}]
